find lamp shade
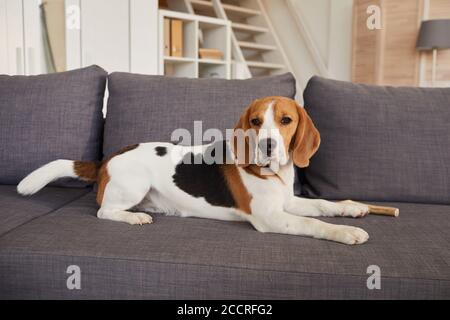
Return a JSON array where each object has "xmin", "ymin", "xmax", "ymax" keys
[{"xmin": 416, "ymin": 19, "xmax": 450, "ymax": 50}]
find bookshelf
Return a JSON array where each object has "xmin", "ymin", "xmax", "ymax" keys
[{"xmin": 159, "ymin": 10, "xmax": 231, "ymax": 79}]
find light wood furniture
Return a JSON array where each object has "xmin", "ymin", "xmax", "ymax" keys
[
  {"xmin": 167, "ymin": 0, "xmax": 291, "ymax": 79},
  {"xmin": 352, "ymin": 0, "xmax": 450, "ymax": 87},
  {"xmin": 159, "ymin": 9, "xmax": 231, "ymax": 79}
]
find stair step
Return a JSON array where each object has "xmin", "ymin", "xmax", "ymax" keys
[
  {"xmin": 190, "ymin": 0, "xmax": 213, "ymax": 8},
  {"xmin": 238, "ymin": 41, "xmax": 277, "ymax": 51},
  {"xmin": 246, "ymin": 61, "xmax": 285, "ymax": 69},
  {"xmin": 189, "ymin": 0, "xmax": 214, "ymax": 15},
  {"xmin": 222, "ymin": 3, "xmax": 261, "ymax": 17},
  {"xmin": 232, "ymin": 22, "xmax": 269, "ymax": 34}
]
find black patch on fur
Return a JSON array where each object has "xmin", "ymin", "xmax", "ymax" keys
[
  {"xmin": 172, "ymin": 141, "xmax": 236, "ymax": 208},
  {"xmin": 155, "ymin": 146, "xmax": 167, "ymax": 156}
]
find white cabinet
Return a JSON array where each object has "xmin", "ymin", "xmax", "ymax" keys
[
  {"xmin": 0, "ymin": 0, "xmax": 45, "ymax": 75},
  {"xmin": 23, "ymin": 0, "xmax": 46, "ymax": 75},
  {"xmin": 67, "ymin": 0, "xmax": 158, "ymax": 74},
  {"xmin": 1, "ymin": 0, "xmax": 25, "ymax": 75},
  {"xmin": 1, "ymin": 0, "xmax": 159, "ymax": 75},
  {"xmin": 80, "ymin": 0, "xmax": 129, "ymax": 72}
]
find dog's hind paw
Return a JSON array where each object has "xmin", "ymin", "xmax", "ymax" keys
[{"xmin": 124, "ymin": 212, "xmax": 153, "ymax": 225}]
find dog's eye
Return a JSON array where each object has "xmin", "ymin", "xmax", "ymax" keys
[
  {"xmin": 281, "ymin": 117, "xmax": 292, "ymax": 125},
  {"xmin": 251, "ymin": 118, "xmax": 261, "ymax": 126}
]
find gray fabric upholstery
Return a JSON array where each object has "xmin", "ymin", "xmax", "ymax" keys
[
  {"xmin": 103, "ymin": 73, "xmax": 296, "ymax": 157},
  {"xmin": 0, "ymin": 65, "xmax": 107, "ymax": 186},
  {"xmin": 301, "ymin": 76, "xmax": 450, "ymax": 204},
  {"xmin": 1, "ymin": 191, "xmax": 449, "ymax": 299},
  {"xmin": 0, "ymin": 185, "xmax": 90, "ymax": 237}
]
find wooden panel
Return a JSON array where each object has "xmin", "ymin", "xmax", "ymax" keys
[
  {"xmin": 170, "ymin": 19, "xmax": 183, "ymax": 57},
  {"xmin": 424, "ymin": 0, "xmax": 450, "ymax": 83},
  {"xmin": 352, "ymin": 0, "xmax": 382, "ymax": 84},
  {"xmin": 382, "ymin": 0, "xmax": 422, "ymax": 86}
]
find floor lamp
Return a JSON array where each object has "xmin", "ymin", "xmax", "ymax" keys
[{"xmin": 416, "ymin": 19, "xmax": 450, "ymax": 87}]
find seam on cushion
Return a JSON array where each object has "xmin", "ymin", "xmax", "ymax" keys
[
  {"xmin": 0, "ymin": 190, "xmax": 92, "ymax": 240},
  {"xmin": 1, "ymin": 251, "xmax": 449, "ymax": 284}
]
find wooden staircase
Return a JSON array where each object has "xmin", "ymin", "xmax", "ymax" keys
[{"xmin": 167, "ymin": 0, "xmax": 291, "ymax": 79}]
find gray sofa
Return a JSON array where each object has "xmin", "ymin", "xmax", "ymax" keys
[{"xmin": 0, "ymin": 66, "xmax": 449, "ymax": 299}]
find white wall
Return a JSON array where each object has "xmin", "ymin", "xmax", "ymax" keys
[{"xmin": 262, "ymin": 0, "xmax": 353, "ymax": 90}]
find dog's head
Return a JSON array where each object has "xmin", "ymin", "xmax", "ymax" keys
[{"xmin": 232, "ymin": 96, "xmax": 320, "ymax": 170}]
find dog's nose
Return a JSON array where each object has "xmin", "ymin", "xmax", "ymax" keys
[{"xmin": 259, "ymin": 138, "xmax": 277, "ymax": 157}]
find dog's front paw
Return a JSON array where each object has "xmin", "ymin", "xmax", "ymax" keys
[
  {"xmin": 333, "ymin": 225, "xmax": 369, "ymax": 245},
  {"xmin": 340, "ymin": 202, "xmax": 370, "ymax": 218}
]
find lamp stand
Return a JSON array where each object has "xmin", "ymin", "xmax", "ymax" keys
[{"xmin": 432, "ymin": 48, "xmax": 438, "ymax": 87}]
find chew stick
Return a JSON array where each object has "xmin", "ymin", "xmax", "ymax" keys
[{"xmin": 340, "ymin": 200, "xmax": 399, "ymax": 217}]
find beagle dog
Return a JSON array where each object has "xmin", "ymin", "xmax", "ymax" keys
[{"xmin": 17, "ymin": 96, "xmax": 369, "ymax": 245}]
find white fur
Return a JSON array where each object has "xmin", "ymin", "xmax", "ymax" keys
[
  {"xmin": 17, "ymin": 116, "xmax": 370, "ymax": 245},
  {"xmin": 17, "ymin": 159, "xmax": 76, "ymax": 195}
]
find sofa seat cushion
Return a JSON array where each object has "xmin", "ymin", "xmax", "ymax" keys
[
  {"xmin": 0, "ymin": 192, "xmax": 449, "ymax": 299},
  {"xmin": 0, "ymin": 186, "xmax": 91, "ymax": 237}
]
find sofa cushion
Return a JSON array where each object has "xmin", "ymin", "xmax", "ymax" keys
[
  {"xmin": 0, "ymin": 65, "xmax": 107, "ymax": 186},
  {"xmin": 301, "ymin": 76, "xmax": 450, "ymax": 204},
  {"xmin": 0, "ymin": 185, "xmax": 90, "ymax": 236},
  {"xmin": 0, "ymin": 192, "xmax": 448, "ymax": 299},
  {"xmin": 103, "ymin": 73, "xmax": 296, "ymax": 157}
]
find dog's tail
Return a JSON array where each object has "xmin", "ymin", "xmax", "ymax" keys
[{"xmin": 17, "ymin": 160, "xmax": 99, "ymax": 196}]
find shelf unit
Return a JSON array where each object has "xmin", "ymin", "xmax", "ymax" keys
[
  {"xmin": 175, "ymin": 0, "xmax": 292, "ymax": 78},
  {"xmin": 159, "ymin": 9, "xmax": 231, "ymax": 79}
]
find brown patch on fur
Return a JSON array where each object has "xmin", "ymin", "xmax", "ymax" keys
[
  {"xmin": 95, "ymin": 144, "xmax": 140, "ymax": 206},
  {"xmin": 96, "ymin": 164, "xmax": 110, "ymax": 206},
  {"xmin": 290, "ymin": 106, "xmax": 321, "ymax": 168},
  {"xmin": 272, "ymin": 97, "xmax": 301, "ymax": 154},
  {"xmin": 221, "ymin": 165, "xmax": 252, "ymax": 214},
  {"xmin": 243, "ymin": 165, "xmax": 268, "ymax": 180},
  {"xmin": 232, "ymin": 99, "xmax": 270, "ymax": 166},
  {"xmin": 74, "ymin": 161, "xmax": 100, "ymax": 181}
]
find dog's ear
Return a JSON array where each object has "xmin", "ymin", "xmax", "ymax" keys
[
  {"xmin": 232, "ymin": 103, "xmax": 253, "ymax": 167},
  {"xmin": 291, "ymin": 104, "xmax": 321, "ymax": 168}
]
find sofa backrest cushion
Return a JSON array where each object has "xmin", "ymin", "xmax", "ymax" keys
[
  {"xmin": 0, "ymin": 65, "xmax": 107, "ymax": 186},
  {"xmin": 103, "ymin": 73, "xmax": 296, "ymax": 157},
  {"xmin": 301, "ymin": 76, "xmax": 450, "ymax": 204}
]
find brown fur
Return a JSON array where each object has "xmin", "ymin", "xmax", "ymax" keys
[
  {"xmin": 96, "ymin": 164, "xmax": 110, "ymax": 206},
  {"xmin": 91, "ymin": 144, "xmax": 139, "ymax": 206},
  {"xmin": 73, "ymin": 161, "xmax": 100, "ymax": 182},
  {"xmin": 221, "ymin": 165, "xmax": 252, "ymax": 214},
  {"xmin": 290, "ymin": 106, "xmax": 321, "ymax": 168},
  {"xmin": 232, "ymin": 99, "xmax": 269, "ymax": 166},
  {"xmin": 233, "ymin": 96, "xmax": 320, "ymax": 169},
  {"xmin": 243, "ymin": 165, "xmax": 268, "ymax": 180}
]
